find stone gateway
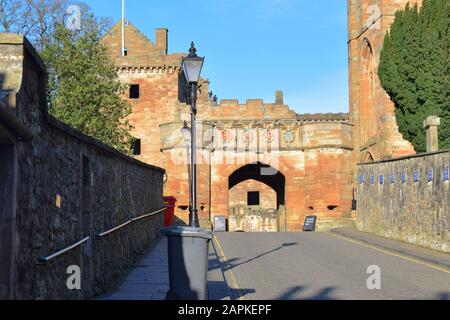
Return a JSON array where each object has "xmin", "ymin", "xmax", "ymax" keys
[{"xmin": 101, "ymin": 0, "xmax": 421, "ymax": 232}]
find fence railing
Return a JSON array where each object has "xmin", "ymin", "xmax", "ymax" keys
[{"xmin": 37, "ymin": 207, "xmax": 166, "ymax": 265}]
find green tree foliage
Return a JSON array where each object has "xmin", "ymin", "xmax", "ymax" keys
[
  {"xmin": 379, "ymin": 0, "xmax": 449, "ymax": 153},
  {"xmin": 41, "ymin": 17, "xmax": 133, "ymax": 154}
]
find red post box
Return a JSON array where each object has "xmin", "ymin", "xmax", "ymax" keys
[{"xmin": 163, "ymin": 196, "xmax": 177, "ymax": 227}]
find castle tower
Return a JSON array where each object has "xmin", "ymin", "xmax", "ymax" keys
[
  {"xmin": 102, "ymin": 22, "xmax": 213, "ymax": 224},
  {"xmin": 347, "ymin": 0, "xmax": 421, "ymax": 166},
  {"xmin": 102, "ymin": 21, "xmax": 185, "ymax": 168}
]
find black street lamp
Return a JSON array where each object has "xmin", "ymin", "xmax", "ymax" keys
[
  {"xmin": 180, "ymin": 121, "xmax": 193, "ymax": 221},
  {"xmin": 182, "ymin": 42, "xmax": 204, "ymax": 228},
  {"xmin": 162, "ymin": 43, "xmax": 211, "ymax": 301}
]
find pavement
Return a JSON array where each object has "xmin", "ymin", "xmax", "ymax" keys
[
  {"xmin": 99, "ymin": 229, "xmax": 450, "ymax": 300},
  {"xmin": 99, "ymin": 237, "xmax": 231, "ymax": 300},
  {"xmin": 330, "ymin": 228, "xmax": 450, "ymax": 271}
]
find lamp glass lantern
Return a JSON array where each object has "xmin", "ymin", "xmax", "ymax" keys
[{"xmin": 182, "ymin": 42, "xmax": 205, "ymax": 84}]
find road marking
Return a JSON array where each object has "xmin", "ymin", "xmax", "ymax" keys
[
  {"xmin": 213, "ymin": 235, "xmax": 246, "ymax": 300},
  {"xmin": 326, "ymin": 232, "xmax": 450, "ymax": 276}
]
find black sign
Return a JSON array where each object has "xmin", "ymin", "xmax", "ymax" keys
[{"xmin": 303, "ymin": 216, "xmax": 317, "ymax": 232}]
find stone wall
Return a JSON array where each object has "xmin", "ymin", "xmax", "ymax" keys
[
  {"xmin": 160, "ymin": 119, "xmax": 355, "ymax": 231},
  {"xmin": 357, "ymin": 151, "xmax": 450, "ymax": 252},
  {"xmin": 0, "ymin": 34, "xmax": 165, "ymax": 299},
  {"xmin": 229, "ymin": 207, "xmax": 279, "ymax": 233},
  {"xmin": 229, "ymin": 180, "xmax": 277, "ymax": 210}
]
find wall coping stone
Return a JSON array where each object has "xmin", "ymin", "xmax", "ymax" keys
[
  {"xmin": 297, "ymin": 113, "xmax": 350, "ymax": 122},
  {"xmin": 358, "ymin": 149, "xmax": 450, "ymax": 166},
  {"xmin": 46, "ymin": 115, "xmax": 165, "ymax": 173},
  {"xmin": 0, "ymin": 33, "xmax": 46, "ymax": 73}
]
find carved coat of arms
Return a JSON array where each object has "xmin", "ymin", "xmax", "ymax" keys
[{"xmin": 284, "ymin": 128, "xmax": 296, "ymax": 144}]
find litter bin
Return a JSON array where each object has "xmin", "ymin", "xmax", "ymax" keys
[
  {"xmin": 161, "ymin": 227, "xmax": 213, "ymax": 300},
  {"xmin": 163, "ymin": 196, "xmax": 177, "ymax": 227}
]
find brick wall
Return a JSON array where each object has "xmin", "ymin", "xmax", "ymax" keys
[{"xmin": 357, "ymin": 151, "xmax": 450, "ymax": 252}]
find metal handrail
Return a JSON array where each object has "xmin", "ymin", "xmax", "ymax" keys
[
  {"xmin": 96, "ymin": 207, "xmax": 167, "ymax": 238},
  {"xmin": 97, "ymin": 220, "xmax": 132, "ymax": 238},
  {"xmin": 131, "ymin": 208, "xmax": 166, "ymax": 222},
  {"xmin": 38, "ymin": 236, "xmax": 90, "ymax": 265},
  {"xmin": 37, "ymin": 207, "xmax": 166, "ymax": 264}
]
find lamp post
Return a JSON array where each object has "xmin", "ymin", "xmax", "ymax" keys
[
  {"xmin": 181, "ymin": 121, "xmax": 193, "ymax": 221},
  {"xmin": 162, "ymin": 43, "xmax": 211, "ymax": 301},
  {"xmin": 182, "ymin": 42, "xmax": 204, "ymax": 228}
]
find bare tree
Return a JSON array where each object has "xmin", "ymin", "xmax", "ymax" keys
[
  {"xmin": 0, "ymin": 0, "xmax": 31, "ymax": 33},
  {"xmin": 0, "ymin": 0, "xmax": 112, "ymax": 51},
  {"xmin": 25, "ymin": 0, "xmax": 68, "ymax": 50}
]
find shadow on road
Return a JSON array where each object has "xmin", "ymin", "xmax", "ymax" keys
[
  {"xmin": 220, "ymin": 242, "xmax": 298, "ymax": 272},
  {"xmin": 208, "ymin": 280, "xmax": 256, "ymax": 300},
  {"xmin": 277, "ymin": 286, "xmax": 337, "ymax": 300},
  {"xmin": 208, "ymin": 251, "xmax": 256, "ymax": 300},
  {"xmin": 230, "ymin": 287, "xmax": 256, "ymax": 300},
  {"xmin": 208, "ymin": 241, "xmax": 301, "ymax": 300},
  {"xmin": 436, "ymin": 292, "xmax": 450, "ymax": 300}
]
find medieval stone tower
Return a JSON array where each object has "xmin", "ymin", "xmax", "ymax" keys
[{"xmin": 347, "ymin": 0, "xmax": 422, "ymax": 166}]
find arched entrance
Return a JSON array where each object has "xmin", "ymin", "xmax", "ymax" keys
[{"xmin": 228, "ymin": 162, "xmax": 286, "ymax": 232}]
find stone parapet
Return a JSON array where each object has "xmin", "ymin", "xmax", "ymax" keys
[{"xmin": 357, "ymin": 150, "xmax": 450, "ymax": 252}]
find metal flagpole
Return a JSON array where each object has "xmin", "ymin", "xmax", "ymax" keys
[{"xmin": 121, "ymin": 0, "xmax": 125, "ymax": 56}]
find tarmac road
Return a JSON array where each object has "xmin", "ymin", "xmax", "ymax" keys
[{"xmin": 212, "ymin": 232, "xmax": 450, "ymax": 300}]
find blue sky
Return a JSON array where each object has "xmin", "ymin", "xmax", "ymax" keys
[{"xmin": 84, "ymin": 0, "xmax": 349, "ymax": 114}]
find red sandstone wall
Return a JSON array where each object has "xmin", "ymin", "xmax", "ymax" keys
[
  {"xmin": 304, "ymin": 149, "xmax": 353, "ymax": 219},
  {"xmin": 229, "ymin": 180, "xmax": 277, "ymax": 210},
  {"xmin": 200, "ymin": 99, "xmax": 297, "ymax": 121},
  {"xmin": 119, "ymin": 70, "xmax": 181, "ymax": 168},
  {"xmin": 347, "ymin": 0, "xmax": 419, "ymax": 168},
  {"xmin": 103, "ymin": 21, "xmax": 185, "ymax": 168}
]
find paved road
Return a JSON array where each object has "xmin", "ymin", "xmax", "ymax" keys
[{"xmin": 213, "ymin": 232, "xmax": 450, "ymax": 300}]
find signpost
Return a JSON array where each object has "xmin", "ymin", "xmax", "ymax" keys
[
  {"xmin": 303, "ymin": 216, "xmax": 317, "ymax": 232},
  {"xmin": 214, "ymin": 216, "xmax": 227, "ymax": 232}
]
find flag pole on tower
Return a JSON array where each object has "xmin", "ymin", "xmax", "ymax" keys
[{"xmin": 121, "ymin": 0, "xmax": 125, "ymax": 56}]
